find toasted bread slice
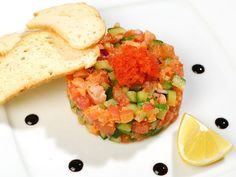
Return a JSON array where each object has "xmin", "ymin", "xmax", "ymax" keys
[
  {"xmin": 0, "ymin": 30, "xmax": 99, "ymax": 104},
  {"xmin": 0, "ymin": 33, "xmax": 21, "ymax": 56},
  {"xmin": 27, "ymin": 3, "xmax": 105, "ymax": 49}
]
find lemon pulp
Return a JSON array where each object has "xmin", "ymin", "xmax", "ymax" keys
[{"xmin": 177, "ymin": 113, "xmax": 233, "ymax": 166}]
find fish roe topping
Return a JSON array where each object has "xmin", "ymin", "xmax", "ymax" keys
[{"xmin": 108, "ymin": 45, "xmax": 160, "ymax": 87}]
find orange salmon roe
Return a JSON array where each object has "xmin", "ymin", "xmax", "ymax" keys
[{"xmin": 108, "ymin": 45, "xmax": 160, "ymax": 87}]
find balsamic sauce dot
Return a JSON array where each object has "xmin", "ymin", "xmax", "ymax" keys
[
  {"xmin": 153, "ymin": 163, "xmax": 168, "ymax": 176},
  {"xmin": 192, "ymin": 64, "xmax": 205, "ymax": 74},
  {"xmin": 215, "ymin": 118, "xmax": 229, "ymax": 129},
  {"xmin": 25, "ymin": 114, "xmax": 39, "ymax": 126},
  {"xmin": 69, "ymin": 159, "xmax": 83, "ymax": 172}
]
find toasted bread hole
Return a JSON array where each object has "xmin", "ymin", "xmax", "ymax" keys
[{"xmin": 19, "ymin": 88, "xmax": 26, "ymax": 93}]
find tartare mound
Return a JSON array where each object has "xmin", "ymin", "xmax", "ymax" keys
[{"xmin": 67, "ymin": 24, "xmax": 185, "ymax": 143}]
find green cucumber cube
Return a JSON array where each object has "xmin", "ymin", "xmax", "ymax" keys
[
  {"xmin": 167, "ymin": 90, "xmax": 176, "ymax": 106},
  {"xmin": 104, "ymin": 99, "xmax": 118, "ymax": 107},
  {"xmin": 172, "ymin": 74, "xmax": 186, "ymax": 90},
  {"xmin": 125, "ymin": 104, "xmax": 139, "ymax": 114},
  {"xmin": 94, "ymin": 60, "xmax": 113, "ymax": 71},
  {"xmin": 162, "ymin": 81, "xmax": 173, "ymax": 90},
  {"xmin": 108, "ymin": 72, "xmax": 116, "ymax": 82},
  {"xmin": 99, "ymin": 133, "xmax": 108, "ymax": 140},
  {"xmin": 126, "ymin": 91, "xmax": 137, "ymax": 103},
  {"xmin": 117, "ymin": 123, "xmax": 132, "ymax": 134},
  {"xmin": 137, "ymin": 91, "xmax": 149, "ymax": 102},
  {"xmin": 108, "ymin": 27, "xmax": 126, "ymax": 35}
]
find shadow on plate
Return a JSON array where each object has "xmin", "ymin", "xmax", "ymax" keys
[{"xmin": 4, "ymin": 79, "xmax": 156, "ymax": 166}]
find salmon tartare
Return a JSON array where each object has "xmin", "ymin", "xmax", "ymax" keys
[{"xmin": 67, "ymin": 24, "xmax": 185, "ymax": 143}]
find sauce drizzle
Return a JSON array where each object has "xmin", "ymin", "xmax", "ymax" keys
[
  {"xmin": 25, "ymin": 114, "xmax": 39, "ymax": 126},
  {"xmin": 68, "ymin": 159, "xmax": 83, "ymax": 172},
  {"xmin": 192, "ymin": 64, "xmax": 205, "ymax": 74},
  {"xmin": 215, "ymin": 118, "xmax": 229, "ymax": 129},
  {"xmin": 153, "ymin": 163, "xmax": 168, "ymax": 176}
]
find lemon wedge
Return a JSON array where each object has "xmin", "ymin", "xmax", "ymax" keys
[{"xmin": 177, "ymin": 113, "xmax": 233, "ymax": 166}]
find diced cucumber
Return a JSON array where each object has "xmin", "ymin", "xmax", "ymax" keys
[
  {"xmin": 71, "ymin": 107, "xmax": 77, "ymax": 113},
  {"xmin": 94, "ymin": 60, "xmax": 113, "ymax": 71},
  {"xmin": 155, "ymin": 104, "xmax": 168, "ymax": 111},
  {"xmin": 130, "ymin": 85, "xmax": 142, "ymax": 91},
  {"xmin": 101, "ymin": 83, "xmax": 110, "ymax": 91},
  {"xmin": 99, "ymin": 104, "xmax": 106, "ymax": 109},
  {"xmin": 109, "ymin": 136, "xmax": 121, "ymax": 143},
  {"xmin": 105, "ymin": 87, "xmax": 113, "ymax": 100},
  {"xmin": 117, "ymin": 123, "xmax": 132, "ymax": 134},
  {"xmin": 167, "ymin": 90, "xmax": 176, "ymax": 106},
  {"xmin": 155, "ymin": 104, "xmax": 168, "ymax": 119},
  {"xmin": 76, "ymin": 108, "xmax": 82, "ymax": 115},
  {"xmin": 104, "ymin": 42, "xmax": 112, "ymax": 48},
  {"xmin": 134, "ymin": 110, "xmax": 148, "ymax": 122},
  {"xmin": 122, "ymin": 87, "xmax": 129, "ymax": 93},
  {"xmin": 162, "ymin": 81, "xmax": 173, "ymax": 90},
  {"xmin": 114, "ymin": 42, "xmax": 121, "ymax": 48},
  {"xmin": 104, "ymin": 99, "xmax": 118, "ymax": 107},
  {"xmin": 121, "ymin": 36, "xmax": 135, "ymax": 41},
  {"xmin": 78, "ymin": 116, "xmax": 85, "ymax": 125},
  {"xmin": 85, "ymin": 123, "xmax": 93, "ymax": 133},
  {"xmin": 150, "ymin": 108, "xmax": 159, "ymax": 115},
  {"xmin": 126, "ymin": 91, "xmax": 137, "ymax": 103},
  {"xmin": 75, "ymin": 107, "xmax": 81, "ymax": 114},
  {"xmin": 149, "ymin": 39, "xmax": 164, "ymax": 48},
  {"xmin": 108, "ymin": 27, "xmax": 126, "ymax": 35},
  {"xmin": 100, "ymin": 133, "xmax": 108, "ymax": 140},
  {"xmin": 172, "ymin": 74, "xmax": 186, "ymax": 90},
  {"xmin": 137, "ymin": 91, "xmax": 149, "ymax": 102},
  {"xmin": 150, "ymin": 120, "xmax": 159, "ymax": 129},
  {"xmin": 165, "ymin": 58, "xmax": 173, "ymax": 65},
  {"xmin": 108, "ymin": 72, "xmax": 116, "ymax": 82},
  {"xmin": 111, "ymin": 129, "xmax": 122, "ymax": 138},
  {"xmin": 144, "ymin": 128, "xmax": 162, "ymax": 136},
  {"xmin": 129, "ymin": 137, "xmax": 137, "ymax": 142},
  {"xmin": 153, "ymin": 39, "xmax": 164, "ymax": 44},
  {"xmin": 69, "ymin": 98, "xmax": 75, "ymax": 108},
  {"xmin": 125, "ymin": 104, "xmax": 139, "ymax": 114},
  {"xmin": 137, "ymin": 101, "xmax": 144, "ymax": 107},
  {"xmin": 156, "ymin": 110, "xmax": 168, "ymax": 120}
]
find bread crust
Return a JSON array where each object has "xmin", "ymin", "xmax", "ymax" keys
[{"xmin": 0, "ymin": 31, "xmax": 99, "ymax": 104}]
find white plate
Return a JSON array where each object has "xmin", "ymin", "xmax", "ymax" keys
[{"xmin": 0, "ymin": 0, "xmax": 236, "ymax": 177}]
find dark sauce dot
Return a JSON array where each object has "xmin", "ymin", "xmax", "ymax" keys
[
  {"xmin": 153, "ymin": 163, "xmax": 168, "ymax": 176},
  {"xmin": 69, "ymin": 159, "xmax": 83, "ymax": 172},
  {"xmin": 215, "ymin": 118, "xmax": 229, "ymax": 129},
  {"xmin": 192, "ymin": 64, "xmax": 205, "ymax": 74},
  {"xmin": 25, "ymin": 114, "xmax": 39, "ymax": 126}
]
